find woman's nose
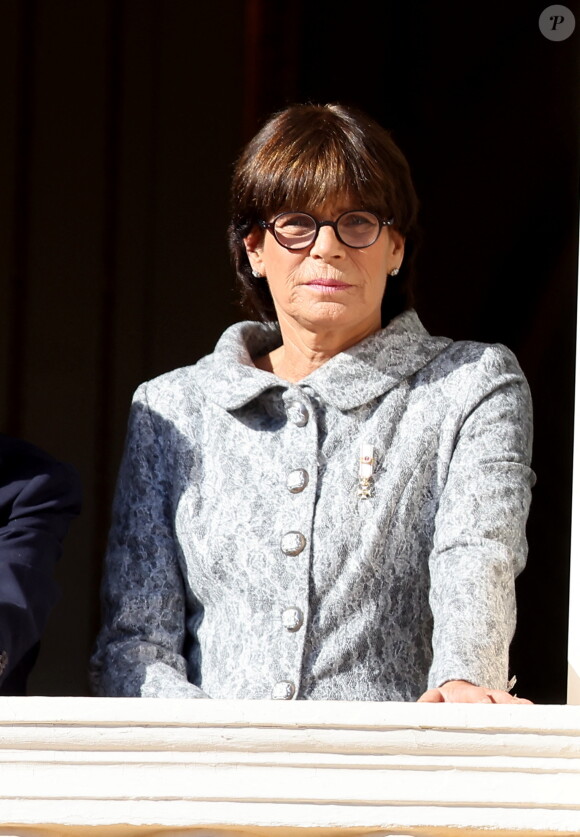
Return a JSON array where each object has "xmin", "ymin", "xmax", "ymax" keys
[{"xmin": 309, "ymin": 224, "xmax": 345, "ymax": 258}]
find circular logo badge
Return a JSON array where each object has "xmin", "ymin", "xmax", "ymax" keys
[{"xmin": 539, "ymin": 5, "xmax": 576, "ymax": 40}]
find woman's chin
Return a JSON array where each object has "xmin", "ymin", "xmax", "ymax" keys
[
  {"xmin": 287, "ymin": 304, "xmax": 381, "ymax": 341},
  {"xmin": 295, "ymin": 301, "xmax": 356, "ymax": 329}
]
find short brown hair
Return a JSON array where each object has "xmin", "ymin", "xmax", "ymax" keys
[{"xmin": 228, "ymin": 103, "xmax": 420, "ymax": 324}]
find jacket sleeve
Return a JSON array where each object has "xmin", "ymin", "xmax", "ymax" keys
[
  {"xmin": 427, "ymin": 344, "xmax": 535, "ymax": 691},
  {"xmin": 90, "ymin": 384, "xmax": 209, "ymax": 698},
  {"xmin": 0, "ymin": 436, "xmax": 82, "ymax": 691}
]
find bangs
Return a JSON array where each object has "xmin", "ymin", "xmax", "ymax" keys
[{"xmin": 251, "ymin": 131, "xmax": 391, "ymax": 216}]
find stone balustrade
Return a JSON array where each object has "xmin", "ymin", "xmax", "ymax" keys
[{"xmin": 0, "ymin": 697, "xmax": 578, "ymax": 836}]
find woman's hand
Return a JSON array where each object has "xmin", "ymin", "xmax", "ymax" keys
[{"xmin": 417, "ymin": 679, "xmax": 533, "ymax": 704}]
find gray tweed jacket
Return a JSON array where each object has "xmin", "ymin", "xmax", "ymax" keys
[{"xmin": 90, "ymin": 310, "xmax": 534, "ymax": 702}]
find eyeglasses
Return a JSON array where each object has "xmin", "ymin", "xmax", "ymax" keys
[{"xmin": 258, "ymin": 210, "xmax": 394, "ymax": 251}]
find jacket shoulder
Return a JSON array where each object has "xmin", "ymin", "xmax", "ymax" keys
[
  {"xmin": 132, "ymin": 356, "xmax": 214, "ymax": 416},
  {"xmin": 432, "ymin": 338, "xmax": 528, "ymax": 380},
  {"xmin": 0, "ymin": 435, "xmax": 82, "ymax": 514}
]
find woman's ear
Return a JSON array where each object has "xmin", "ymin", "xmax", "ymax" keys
[
  {"xmin": 386, "ymin": 230, "xmax": 405, "ymax": 276},
  {"xmin": 243, "ymin": 229, "xmax": 265, "ymax": 276},
  {"xmin": 390, "ymin": 229, "xmax": 405, "ymax": 258}
]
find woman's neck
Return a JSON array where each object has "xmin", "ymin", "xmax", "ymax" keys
[{"xmin": 255, "ymin": 317, "xmax": 380, "ymax": 382}]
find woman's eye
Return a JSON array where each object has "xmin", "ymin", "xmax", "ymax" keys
[
  {"xmin": 343, "ymin": 213, "xmax": 373, "ymax": 228},
  {"xmin": 277, "ymin": 215, "xmax": 313, "ymax": 234}
]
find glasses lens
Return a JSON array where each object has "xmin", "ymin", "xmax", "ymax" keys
[
  {"xmin": 273, "ymin": 213, "xmax": 317, "ymax": 249},
  {"xmin": 337, "ymin": 211, "xmax": 380, "ymax": 247}
]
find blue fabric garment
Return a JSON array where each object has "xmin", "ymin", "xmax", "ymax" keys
[{"xmin": 0, "ymin": 435, "xmax": 82, "ymax": 694}]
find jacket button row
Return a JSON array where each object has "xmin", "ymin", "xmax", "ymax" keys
[
  {"xmin": 271, "ymin": 680, "xmax": 296, "ymax": 700},
  {"xmin": 280, "ymin": 531, "xmax": 306, "ymax": 556},
  {"xmin": 287, "ymin": 402, "xmax": 309, "ymax": 427},
  {"xmin": 281, "ymin": 607, "xmax": 304, "ymax": 632},
  {"xmin": 286, "ymin": 468, "xmax": 309, "ymax": 493}
]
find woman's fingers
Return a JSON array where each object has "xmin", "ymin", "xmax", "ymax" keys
[
  {"xmin": 482, "ymin": 689, "xmax": 533, "ymax": 705},
  {"xmin": 417, "ymin": 688, "xmax": 445, "ymax": 702},
  {"xmin": 417, "ymin": 679, "xmax": 534, "ymax": 704}
]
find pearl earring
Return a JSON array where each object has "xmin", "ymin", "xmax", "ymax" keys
[
  {"xmin": 389, "ymin": 267, "xmax": 400, "ymax": 277},
  {"xmin": 251, "ymin": 269, "xmax": 263, "ymax": 278}
]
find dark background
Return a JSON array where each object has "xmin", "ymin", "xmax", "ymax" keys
[{"xmin": 1, "ymin": 0, "xmax": 578, "ymax": 702}]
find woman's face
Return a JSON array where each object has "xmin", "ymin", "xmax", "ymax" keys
[{"xmin": 244, "ymin": 198, "xmax": 404, "ymax": 343}]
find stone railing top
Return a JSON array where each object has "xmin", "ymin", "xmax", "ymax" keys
[{"xmin": 0, "ymin": 697, "xmax": 578, "ymax": 836}]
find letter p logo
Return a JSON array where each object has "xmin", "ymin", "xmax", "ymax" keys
[{"xmin": 539, "ymin": 5, "xmax": 576, "ymax": 40}]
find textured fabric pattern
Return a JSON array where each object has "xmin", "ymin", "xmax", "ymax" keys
[{"xmin": 90, "ymin": 310, "xmax": 535, "ymax": 702}]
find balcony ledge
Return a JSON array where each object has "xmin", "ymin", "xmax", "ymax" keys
[{"xmin": 0, "ymin": 696, "xmax": 578, "ymax": 836}]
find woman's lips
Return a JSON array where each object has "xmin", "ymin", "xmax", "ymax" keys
[{"xmin": 305, "ymin": 279, "xmax": 352, "ymax": 291}]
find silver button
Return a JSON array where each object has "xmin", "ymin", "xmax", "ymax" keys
[
  {"xmin": 287, "ymin": 469, "xmax": 309, "ymax": 493},
  {"xmin": 272, "ymin": 680, "xmax": 296, "ymax": 700},
  {"xmin": 280, "ymin": 531, "xmax": 306, "ymax": 556},
  {"xmin": 288, "ymin": 402, "xmax": 309, "ymax": 426},
  {"xmin": 281, "ymin": 607, "xmax": 304, "ymax": 632}
]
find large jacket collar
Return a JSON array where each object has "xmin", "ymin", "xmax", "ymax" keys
[{"xmin": 200, "ymin": 310, "xmax": 452, "ymax": 411}]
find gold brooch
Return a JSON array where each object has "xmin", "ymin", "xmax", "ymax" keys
[{"xmin": 358, "ymin": 443, "xmax": 375, "ymax": 499}]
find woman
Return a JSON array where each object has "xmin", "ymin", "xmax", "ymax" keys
[{"xmin": 90, "ymin": 103, "xmax": 534, "ymax": 704}]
